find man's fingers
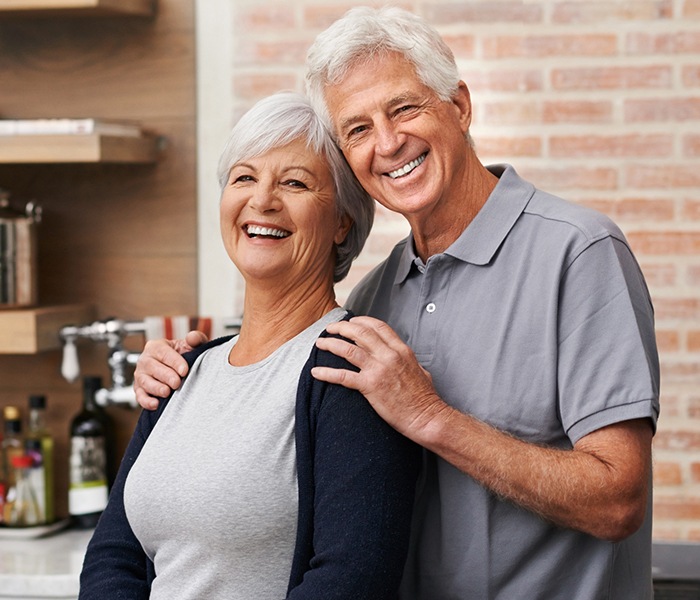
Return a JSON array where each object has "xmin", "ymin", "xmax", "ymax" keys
[
  {"xmin": 184, "ymin": 330, "xmax": 208, "ymax": 348},
  {"xmin": 310, "ymin": 365, "xmax": 361, "ymax": 390}
]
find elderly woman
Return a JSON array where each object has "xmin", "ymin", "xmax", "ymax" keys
[{"xmin": 78, "ymin": 92, "xmax": 420, "ymax": 599}]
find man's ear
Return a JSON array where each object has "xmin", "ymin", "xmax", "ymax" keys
[{"xmin": 453, "ymin": 81, "xmax": 472, "ymax": 134}]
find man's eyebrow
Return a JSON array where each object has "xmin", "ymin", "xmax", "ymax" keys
[{"xmin": 337, "ymin": 93, "xmax": 421, "ymax": 132}]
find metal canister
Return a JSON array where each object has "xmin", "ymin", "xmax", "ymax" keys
[{"xmin": 0, "ymin": 189, "xmax": 41, "ymax": 307}]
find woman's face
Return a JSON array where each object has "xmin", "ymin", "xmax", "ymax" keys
[{"xmin": 220, "ymin": 138, "xmax": 351, "ymax": 288}]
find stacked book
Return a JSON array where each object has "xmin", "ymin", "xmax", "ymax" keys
[{"xmin": 0, "ymin": 118, "xmax": 143, "ymax": 137}]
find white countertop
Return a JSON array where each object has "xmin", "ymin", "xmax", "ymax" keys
[{"xmin": 0, "ymin": 526, "xmax": 92, "ymax": 599}]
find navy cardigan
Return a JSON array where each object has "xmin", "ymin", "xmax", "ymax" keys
[{"xmin": 79, "ymin": 322, "xmax": 420, "ymax": 599}]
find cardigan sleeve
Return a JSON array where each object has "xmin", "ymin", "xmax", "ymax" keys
[
  {"xmin": 287, "ymin": 345, "xmax": 421, "ymax": 599},
  {"xmin": 78, "ymin": 406, "xmax": 161, "ymax": 599}
]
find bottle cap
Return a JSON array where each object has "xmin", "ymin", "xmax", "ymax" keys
[
  {"xmin": 11, "ymin": 454, "xmax": 33, "ymax": 469},
  {"xmin": 29, "ymin": 395, "xmax": 46, "ymax": 409},
  {"xmin": 3, "ymin": 405, "xmax": 20, "ymax": 421}
]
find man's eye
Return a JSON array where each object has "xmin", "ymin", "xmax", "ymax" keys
[
  {"xmin": 396, "ymin": 105, "xmax": 414, "ymax": 115},
  {"xmin": 348, "ymin": 125, "xmax": 367, "ymax": 137}
]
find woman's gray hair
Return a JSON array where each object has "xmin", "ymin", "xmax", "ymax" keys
[
  {"xmin": 305, "ymin": 6, "xmax": 461, "ymax": 132},
  {"xmin": 217, "ymin": 91, "xmax": 374, "ymax": 283}
]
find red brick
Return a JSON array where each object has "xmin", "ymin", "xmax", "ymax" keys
[
  {"xmin": 550, "ymin": 134, "xmax": 673, "ymax": 158},
  {"xmin": 683, "ymin": 136, "xmax": 700, "ymax": 157},
  {"xmin": 482, "ymin": 34, "xmax": 616, "ymax": 59},
  {"xmin": 302, "ymin": 3, "xmax": 410, "ymax": 29},
  {"xmin": 424, "ymin": 3, "xmax": 543, "ymax": 24},
  {"xmin": 652, "ymin": 298, "xmax": 700, "ymax": 320},
  {"xmin": 477, "ymin": 100, "xmax": 540, "ymax": 125},
  {"xmin": 654, "ymin": 462, "xmax": 683, "ymax": 486},
  {"xmin": 660, "ymin": 360, "xmax": 700, "ymax": 383},
  {"xmin": 688, "ymin": 265, "xmax": 700, "ymax": 286},
  {"xmin": 626, "ymin": 165, "xmax": 700, "ymax": 188},
  {"xmin": 626, "ymin": 232, "xmax": 700, "ymax": 255},
  {"xmin": 233, "ymin": 73, "xmax": 298, "ymax": 99},
  {"xmin": 235, "ymin": 5, "xmax": 296, "ymax": 30},
  {"xmin": 655, "ymin": 329, "xmax": 680, "ymax": 352},
  {"xmin": 552, "ymin": 66, "xmax": 672, "ymax": 90},
  {"xmin": 542, "ymin": 100, "xmax": 613, "ymax": 124},
  {"xmin": 518, "ymin": 167, "xmax": 618, "ymax": 191},
  {"xmin": 683, "ymin": 65, "xmax": 700, "ymax": 87},
  {"xmin": 689, "ymin": 331, "xmax": 700, "ymax": 352},
  {"xmin": 681, "ymin": 199, "xmax": 700, "ymax": 219},
  {"xmin": 625, "ymin": 97, "xmax": 700, "ymax": 122},
  {"xmin": 617, "ymin": 198, "xmax": 675, "ymax": 221},
  {"xmin": 474, "ymin": 136, "xmax": 542, "ymax": 158},
  {"xmin": 638, "ymin": 262, "xmax": 677, "ymax": 286},
  {"xmin": 442, "ymin": 35, "xmax": 477, "ymax": 59},
  {"xmin": 462, "ymin": 69, "xmax": 544, "ymax": 93},
  {"xmin": 652, "ymin": 527, "xmax": 682, "ymax": 541},
  {"xmin": 691, "ymin": 463, "xmax": 700, "ymax": 482},
  {"xmin": 655, "ymin": 393, "xmax": 681, "ymax": 418},
  {"xmin": 654, "ymin": 496, "xmax": 700, "ymax": 520},
  {"xmin": 553, "ymin": 1, "xmax": 673, "ymax": 23},
  {"xmin": 626, "ymin": 31, "xmax": 700, "ymax": 54},
  {"xmin": 654, "ymin": 431, "xmax": 700, "ymax": 451},
  {"xmin": 235, "ymin": 39, "xmax": 311, "ymax": 66},
  {"xmin": 684, "ymin": 0, "xmax": 700, "ymax": 18}
]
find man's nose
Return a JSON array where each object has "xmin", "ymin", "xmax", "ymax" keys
[{"xmin": 374, "ymin": 119, "xmax": 404, "ymax": 156}]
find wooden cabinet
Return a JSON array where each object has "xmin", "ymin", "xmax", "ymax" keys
[{"xmin": 0, "ymin": 1, "xmax": 155, "ymax": 17}]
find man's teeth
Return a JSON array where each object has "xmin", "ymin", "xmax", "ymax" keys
[
  {"xmin": 247, "ymin": 225, "xmax": 290, "ymax": 238},
  {"xmin": 388, "ymin": 153, "xmax": 426, "ymax": 179}
]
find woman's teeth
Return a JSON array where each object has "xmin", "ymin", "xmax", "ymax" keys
[
  {"xmin": 388, "ymin": 153, "xmax": 426, "ymax": 179},
  {"xmin": 246, "ymin": 225, "xmax": 290, "ymax": 238}
]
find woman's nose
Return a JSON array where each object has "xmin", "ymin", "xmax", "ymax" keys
[{"xmin": 249, "ymin": 183, "xmax": 281, "ymax": 212}]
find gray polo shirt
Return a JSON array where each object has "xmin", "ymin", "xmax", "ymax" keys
[{"xmin": 346, "ymin": 164, "xmax": 660, "ymax": 600}]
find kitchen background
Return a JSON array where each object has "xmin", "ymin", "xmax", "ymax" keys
[{"xmin": 0, "ymin": 0, "xmax": 698, "ymax": 543}]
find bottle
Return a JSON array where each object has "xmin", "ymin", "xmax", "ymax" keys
[
  {"xmin": 69, "ymin": 377, "xmax": 110, "ymax": 528},
  {"xmin": 2, "ymin": 406, "xmax": 24, "ymax": 500},
  {"xmin": 25, "ymin": 395, "xmax": 55, "ymax": 524},
  {"xmin": 6, "ymin": 454, "xmax": 41, "ymax": 526}
]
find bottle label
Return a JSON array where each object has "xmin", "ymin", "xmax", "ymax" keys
[{"xmin": 69, "ymin": 436, "xmax": 108, "ymax": 515}]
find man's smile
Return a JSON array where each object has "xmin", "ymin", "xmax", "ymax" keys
[{"xmin": 387, "ymin": 152, "xmax": 427, "ymax": 179}]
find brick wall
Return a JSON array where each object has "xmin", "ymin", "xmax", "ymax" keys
[{"xmin": 229, "ymin": 0, "xmax": 700, "ymax": 541}]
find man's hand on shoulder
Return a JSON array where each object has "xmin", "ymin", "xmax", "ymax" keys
[{"xmin": 133, "ymin": 330, "xmax": 208, "ymax": 410}]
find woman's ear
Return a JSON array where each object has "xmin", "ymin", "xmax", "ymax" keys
[{"xmin": 335, "ymin": 214, "xmax": 353, "ymax": 245}]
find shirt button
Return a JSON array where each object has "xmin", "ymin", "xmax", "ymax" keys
[{"xmin": 426, "ymin": 302, "xmax": 436, "ymax": 313}]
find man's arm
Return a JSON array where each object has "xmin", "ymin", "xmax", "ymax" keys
[
  {"xmin": 311, "ymin": 315, "xmax": 653, "ymax": 542},
  {"xmin": 133, "ymin": 331, "xmax": 208, "ymax": 409}
]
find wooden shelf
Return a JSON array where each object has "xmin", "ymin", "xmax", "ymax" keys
[
  {"xmin": 0, "ymin": 304, "xmax": 94, "ymax": 354},
  {"xmin": 0, "ymin": 133, "xmax": 160, "ymax": 164},
  {"xmin": 0, "ymin": 0, "xmax": 154, "ymax": 17}
]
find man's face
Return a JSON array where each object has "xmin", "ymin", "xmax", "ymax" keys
[{"xmin": 324, "ymin": 52, "xmax": 472, "ymax": 225}]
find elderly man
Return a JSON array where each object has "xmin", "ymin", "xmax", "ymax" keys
[{"xmin": 135, "ymin": 7, "xmax": 659, "ymax": 599}]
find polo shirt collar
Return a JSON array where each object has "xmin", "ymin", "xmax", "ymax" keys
[{"xmin": 394, "ymin": 164, "xmax": 536, "ymax": 284}]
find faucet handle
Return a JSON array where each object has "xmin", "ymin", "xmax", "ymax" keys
[{"xmin": 61, "ymin": 336, "xmax": 80, "ymax": 383}]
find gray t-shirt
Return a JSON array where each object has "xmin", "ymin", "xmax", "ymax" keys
[
  {"xmin": 124, "ymin": 308, "xmax": 346, "ymax": 600},
  {"xmin": 347, "ymin": 165, "xmax": 659, "ymax": 600}
]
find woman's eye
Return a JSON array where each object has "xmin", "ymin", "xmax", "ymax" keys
[
  {"xmin": 285, "ymin": 179, "xmax": 308, "ymax": 189},
  {"xmin": 232, "ymin": 174, "xmax": 253, "ymax": 184}
]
